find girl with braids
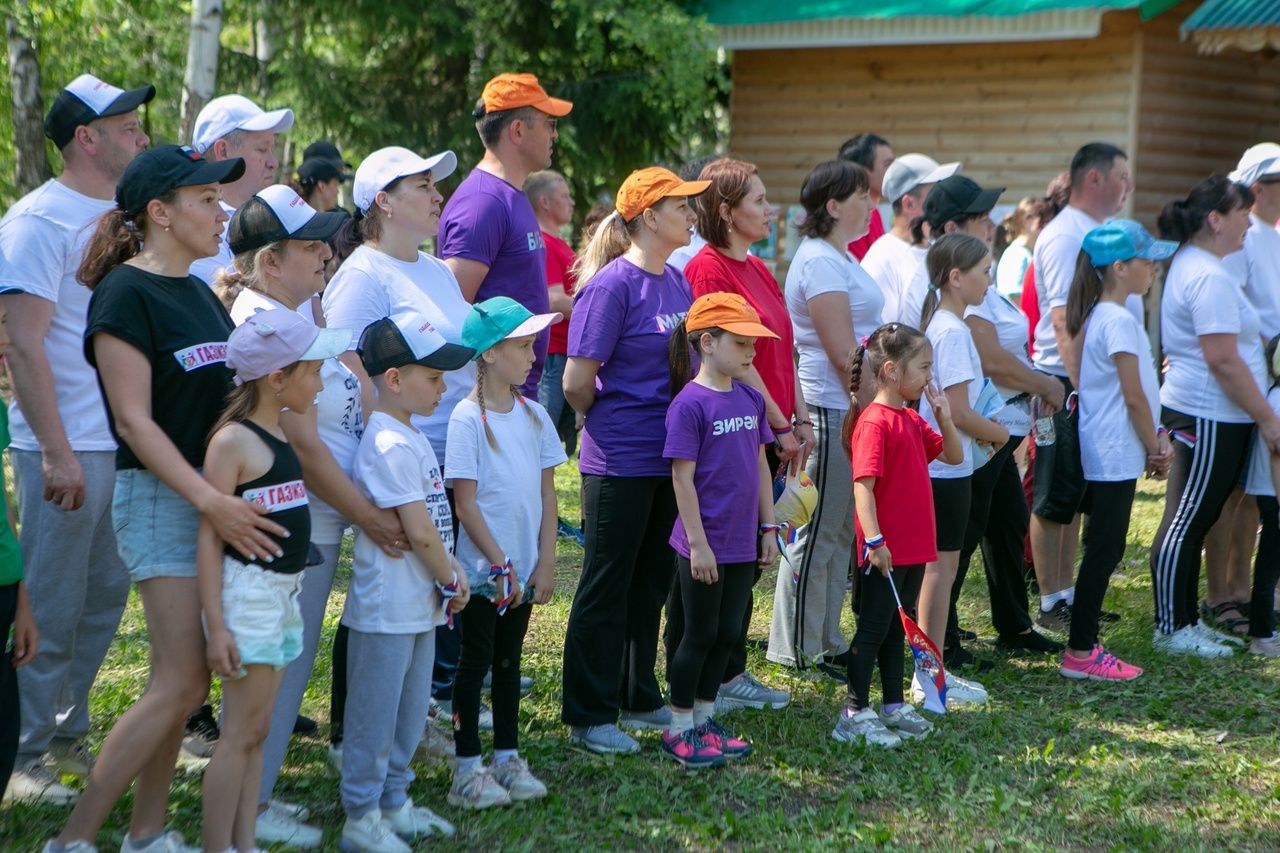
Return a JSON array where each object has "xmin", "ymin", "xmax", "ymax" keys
[
  {"xmin": 445, "ymin": 297, "xmax": 565, "ymax": 807},
  {"xmin": 832, "ymin": 323, "xmax": 961, "ymax": 748},
  {"xmin": 916, "ymin": 233, "xmax": 1008, "ymax": 707},
  {"xmin": 1062, "ymin": 220, "xmax": 1175, "ymax": 682},
  {"xmin": 660, "ymin": 292, "xmax": 779, "ymax": 769}
]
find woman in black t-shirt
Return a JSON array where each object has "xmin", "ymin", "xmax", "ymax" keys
[{"xmin": 47, "ymin": 145, "xmax": 289, "ymax": 852}]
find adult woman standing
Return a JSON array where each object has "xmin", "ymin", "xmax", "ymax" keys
[
  {"xmin": 46, "ymin": 146, "xmax": 286, "ymax": 853},
  {"xmin": 1151, "ymin": 174, "xmax": 1276, "ymax": 658},
  {"xmin": 765, "ymin": 160, "xmax": 883, "ymax": 679},
  {"xmin": 560, "ymin": 167, "xmax": 708, "ymax": 754},
  {"xmin": 670, "ymin": 158, "xmax": 811, "ymax": 710}
]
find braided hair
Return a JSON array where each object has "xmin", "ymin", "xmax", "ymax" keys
[{"xmin": 839, "ymin": 322, "xmax": 931, "ymax": 458}]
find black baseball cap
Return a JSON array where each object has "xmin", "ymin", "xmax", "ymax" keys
[
  {"xmin": 298, "ymin": 157, "xmax": 350, "ymax": 184},
  {"xmin": 303, "ymin": 140, "xmax": 352, "ymax": 169},
  {"xmin": 358, "ymin": 312, "xmax": 475, "ymax": 377},
  {"xmin": 923, "ymin": 175, "xmax": 1005, "ymax": 227},
  {"xmin": 45, "ymin": 73, "xmax": 156, "ymax": 150},
  {"xmin": 116, "ymin": 145, "xmax": 245, "ymax": 219},
  {"xmin": 229, "ymin": 184, "xmax": 349, "ymax": 254}
]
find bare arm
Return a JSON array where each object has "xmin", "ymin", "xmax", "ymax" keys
[
  {"xmin": 944, "ymin": 381, "xmax": 1008, "ymax": 446},
  {"xmin": 445, "ymin": 257, "xmax": 491, "ymax": 303},
  {"xmin": 1201, "ymin": 333, "xmax": 1280, "ymax": 453},
  {"xmin": 529, "ymin": 468, "xmax": 558, "ymax": 604},
  {"xmin": 671, "ymin": 457, "xmax": 717, "ymax": 584},
  {"xmin": 756, "ymin": 448, "xmax": 779, "ymax": 568},
  {"xmin": 197, "ymin": 427, "xmax": 244, "ymax": 678},
  {"xmin": 853, "ymin": 477, "xmax": 891, "ymax": 575},
  {"xmin": 807, "ymin": 291, "xmax": 857, "ymax": 391},
  {"xmin": 451, "ymin": 478, "xmax": 507, "ymax": 568},
  {"xmin": 547, "ymin": 284, "xmax": 573, "ymax": 317},
  {"xmin": 967, "ymin": 314, "xmax": 1063, "ymax": 412},
  {"xmin": 1050, "ymin": 306, "xmax": 1081, "ymax": 388},
  {"xmin": 563, "ymin": 356, "xmax": 601, "ymax": 415},
  {"xmin": 394, "ymin": 500, "xmax": 460, "ymax": 587},
  {"xmin": 1114, "ymin": 353, "xmax": 1159, "ymax": 456}
]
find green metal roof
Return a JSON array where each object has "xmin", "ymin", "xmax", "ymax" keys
[
  {"xmin": 694, "ymin": 0, "xmax": 1181, "ymax": 27},
  {"xmin": 1183, "ymin": 0, "xmax": 1280, "ymax": 31}
]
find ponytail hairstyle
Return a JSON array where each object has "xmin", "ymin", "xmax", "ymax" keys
[
  {"xmin": 330, "ymin": 174, "xmax": 406, "ymax": 262},
  {"xmin": 840, "ymin": 322, "xmax": 930, "ymax": 456},
  {"xmin": 1064, "ymin": 249, "xmax": 1110, "ymax": 338},
  {"xmin": 213, "ymin": 241, "xmax": 289, "ymax": 311},
  {"xmin": 207, "ymin": 362, "xmax": 308, "ymax": 444},
  {"xmin": 77, "ymin": 190, "xmax": 178, "ymax": 290},
  {"xmin": 473, "ymin": 356, "xmax": 540, "ymax": 452},
  {"xmin": 573, "ymin": 198, "xmax": 682, "ymax": 287},
  {"xmin": 667, "ymin": 318, "xmax": 727, "ymax": 395},
  {"xmin": 920, "ymin": 233, "xmax": 990, "ymax": 331},
  {"xmin": 1157, "ymin": 173, "xmax": 1254, "ymax": 244}
]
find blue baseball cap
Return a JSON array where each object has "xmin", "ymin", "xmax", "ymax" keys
[{"xmin": 1082, "ymin": 219, "xmax": 1177, "ymax": 267}]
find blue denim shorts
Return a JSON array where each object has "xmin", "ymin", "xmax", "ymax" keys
[{"xmin": 112, "ymin": 468, "xmax": 200, "ymax": 582}]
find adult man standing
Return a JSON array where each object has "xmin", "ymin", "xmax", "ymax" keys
[
  {"xmin": 439, "ymin": 73, "xmax": 573, "ymax": 396},
  {"xmin": 0, "ymin": 74, "xmax": 151, "ymax": 804},
  {"xmin": 1030, "ymin": 142, "xmax": 1132, "ymax": 632},
  {"xmin": 837, "ymin": 133, "xmax": 894, "ymax": 260},
  {"xmin": 188, "ymin": 94, "xmax": 294, "ymax": 285}
]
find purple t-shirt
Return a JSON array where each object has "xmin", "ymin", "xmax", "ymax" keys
[
  {"xmin": 438, "ymin": 168, "xmax": 550, "ymax": 394},
  {"xmin": 664, "ymin": 380, "xmax": 773, "ymax": 563},
  {"xmin": 568, "ymin": 257, "xmax": 693, "ymax": 477}
]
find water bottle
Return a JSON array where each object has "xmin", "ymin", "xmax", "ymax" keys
[{"xmin": 1032, "ymin": 398, "xmax": 1056, "ymax": 447}]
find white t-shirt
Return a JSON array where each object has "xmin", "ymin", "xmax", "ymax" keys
[
  {"xmin": 861, "ymin": 232, "xmax": 926, "ymax": 326},
  {"xmin": 668, "ymin": 231, "xmax": 708, "ymax": 274},
  {"xmin": 343, "ymin": 411, "xmax": 450, "ymax": 633},
  {"xmin": 0, "ymin": 179, "xmax": 116, "ymax": 452},
  {"xmin": 1245, "ymin": 385, "xmax": 1280, "ymax": 497},
  {"xmin": 322, "ymin": 244, "xmax": 476, "ymax": 459},
  {"xmin": 965, "ymin": 285, "xmax": 1033, "ymax": 436},
  {"xmin": 1079, "ymin": 302, "xmax": 1159, "ymax": 481},
  {"xmin": 995, "ymin": 238, "xmax": 1031, "ymax": 299},
  {"xmin": 445, "ymin": 397, "xmax": 566, "ymax": 589},
  {"xmin": 231, "ymin": 288, "xmax": 363, "ymax": 544},
  {"xmin": 1160, "ymin": 245, "xmax": 1266, "ymax": 423},
  {"xmin": 1224, "ymin": 213, "xmax": 1280, "ymax": 341},
  {"xmin": 786, "ymin": 236, "xmax": 885, "ymax": 410},
  {"xmin": 189, "ymin": 201, "xmax": 236, "ymax": 286},
  {"xmin": 921, "ymin": 309, "xmax": 982, "ymax": 478}
]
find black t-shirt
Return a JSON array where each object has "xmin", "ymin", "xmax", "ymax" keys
[{"xmin": 84, "ymin": 264, "xmax": 234, "ymax": 471}]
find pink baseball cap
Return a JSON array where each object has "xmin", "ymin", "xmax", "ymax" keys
[{"xmin": 226, "ymin": 308, "xmax": 352, "ymax": 386}]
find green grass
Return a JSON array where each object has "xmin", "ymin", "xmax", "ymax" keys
[{"xmin": 5, "ymin": 467, "xmax": 1280, "ymax": 851}]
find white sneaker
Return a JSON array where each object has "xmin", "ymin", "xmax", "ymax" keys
[
  {"xmin": 270, "ymin": 798, "xmax": 311, "ymax": 820},
  {"xmin": 119, "ymin": 831, "xmax": 200, "ymax": 853},
  {"xmin": 1248, "ymin": 633, "xmax": 1280, "ymax": 658},
  {"xmin": 42, "ymin": 843, "xmax": 97, "ymax": 853},
  {"xmin": 490, "ymin": 756, "xmax": 548, "ymax": 801},
  {"xmin": 944, "ymin": 672, "xmax": 989, "ymax": 706},
  {"xmin": 3, "ymin": 756, "xmax": 78, "ymax": 805},
  {"xmin": 831, "ymin": 706, "xmax": 902, "ymax": 748},
  {"xmin": 339, "ymin": 811, "xmax": 410, "ymax": 853},
  {"xmin": 256, "ymin": 801, "xmax": 323, "ymax": 848},
  {"xmin": 381, "ymin": 797, "xmax": 456, "ymax": 839},
  {"xmin": 1192, "ymin": 622, "xmax": 1245, "ymax": 648},
  {"xmin": 1153, "ymin": 626, "xmax": 1233, "ymax": 658},
  {"xmin": 447, "ymin": 764, "xmax": 512, "ymax": 810}
]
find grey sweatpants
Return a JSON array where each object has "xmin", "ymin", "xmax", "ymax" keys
[
  {"xmin": 340, "ymin": 627, "xmax": 436, "ymax": 818},
  {"xmin": 257, "ymin": 541, "xmax": 340, "ymax": 805},
  {"xmin": 766, "ymin": 404, "xmax": 852, "ymax": 666},
  {"xmin": 12, "ymin": 449, "xmax": 129, "ymax": 761}
]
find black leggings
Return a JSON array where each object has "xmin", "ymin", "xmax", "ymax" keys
[
  {"xmin": 668, "ymin": 558, "xmax": 756, "ymax": 709},
  {"xmin": 1070, "ymin": 480, "xmax": 1135, "ymax": 651},
  {"xmin": 454, "ymin": 598, "xmax": 532, "ymax": 758},
  {"xmin": 846, "ymin": 565, "xmax": 924, "ymax": 710},
  {"xmin": 1251, "ymin": 496, "xmax": 1280, "ymax": 639},
  {"xmin": 1150, "ymin": 409, "xmax": 1253, "ymax": 634}
]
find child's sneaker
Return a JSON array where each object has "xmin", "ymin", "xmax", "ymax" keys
[
  {"xmin": 447, "ymin": 764, "xmax": 512, "ymax": 810},
  {"xmin": 619, "ymin": 705, "xmax": 672, "ymax": 731},
  {"xmin": 1249, "ymin": 633, "xmax": 1280, "ymax": 658},
  {"xmin": 41, "ymin": 843, "xmax": 97, "ymax": 853},
  {"xmin": 382, "ymin": 798, "xmax": 455, "ymax": 839},
  {"xmin": 490, "ymin": 756, "xmax": 548, "ymax": 800},
  {"xmin": 339, "ymin": 810, "xmax": 410, "ymax": 853},
  {"xmin": 1152, "ymin": 626, "xmax": 1233, "ymax": 658},
  {"xmin": 568, "ymin": 723, "xmax": 640, "ymax": 754},
  {"xmin": 660, "ymin": 728, "xmax": 726, "ymax": 769},
  {"xmin": 1059, "ymin": 645, "xmax": 1143, "ymax": 681},
  {"xmin": 943, "ymin": 672, "xmax": 989, "ymax": 705},
  {"xmin": 119, "ymin": 830, "xmax": 199, "ymax": 852},
  {"xmin": 878, "ymin": 704, "xmax": 934, "ymax": 739},
  {"xmin": 831, "ymin": 706, "xmax": 901, "ymax": 748},
  {"xmin": 694, "ymin": 718, "xmax": 752, "ymax": 758}
]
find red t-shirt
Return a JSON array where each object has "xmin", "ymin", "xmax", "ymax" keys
[
  {"xmin": 847, "ymin": 208, "xmax": 886, "ymax": 261},
  {"xmin": 850, "ymin": 402, "xmax": 944, "ymax": 566},
  {"xmin": 1020, "ymin": 261, "xmax": 1039, "ymax": 358},
  {"xmin": 683, "ymin": 245, "xmax": 797, "ymax": 422},
  {"xmin": 543, "ymin": 230, "xmax": 576, "ymax": 355}
]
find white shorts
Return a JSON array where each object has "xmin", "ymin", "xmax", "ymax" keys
[{"xmin": 214, "ymin": 555, "xmax": 304, "ymax": 672}]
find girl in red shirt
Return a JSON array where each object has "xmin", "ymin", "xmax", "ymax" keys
[{"xmin": 831, "ymin": 323, "xmax": 961, "ymax": 748}]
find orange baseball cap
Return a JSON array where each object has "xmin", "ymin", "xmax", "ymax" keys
[
  {"xmin": 615, "ymin": 166, "xmax": 711, "ymax": 221},
  {"xmin": 686, "ymin": 292, "xmax": 779, "ymax": 339},
  {"xmin": 481, "ymin": 73, "xmax": 573, "ymax": 117}
]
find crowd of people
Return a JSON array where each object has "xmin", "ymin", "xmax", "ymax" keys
[{"xmin": 0, "ymin": 66, "xmax": 1278, "ymax": 853}]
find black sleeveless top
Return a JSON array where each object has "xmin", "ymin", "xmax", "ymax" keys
[{"xmin": 225, "ymin": 420, "xmax": 311, "ymax": 574}]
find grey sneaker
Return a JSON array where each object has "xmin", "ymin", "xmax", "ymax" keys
[
  {"xmin": 568, "ymin": 723, "xmax": 640, "ymax": 754},
  {"xmin": 619, "ymin": 706, "xmax": 672, "ymax": 731},
  {"xmin": 447, "ymin": 765, "xmax": 512, "ymax": 810},
  {"xmin": 3, "ymin": 755, "xmax": 78, "ymax": 805},
  {"xmin": 48, "ymin": 740, "xmax": 95, "ymax": 778},
  {"xmin": 490, "ymin": 756, "xmax": 548, "ymax": 801},
  {"xmin": 1036, "ymin": 601, "xmax": 1072, "ymax": 634},
  {"xmin": 433, "ymin": 698, "xmax": 494, "ymax": 732},
  {"xmin": 879, "ymin": 705, "xmax": 934, "ymax": 739},
  {"xmin": 716, "ymin": 672, "xmax": 791, "ymax": 710},
  {"xmin": 831, "ymin": 706, "xmax": 901, "ymax": 748},
  {"xmin": 1249, "ymin": 633, "xmax": 1280, "ymax": 658}
]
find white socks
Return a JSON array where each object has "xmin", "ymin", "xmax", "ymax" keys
[
  {"xmin": 693, "ymin": 700, "xmax": 715, "ymax": 726},
  {"xmin": 494, "ymin": 749, "xmax": 517, "ymax": 765},
  {"xmin": 1040, "ymin": 586, "xmax": 1075, "ymax": 612},
  {"xmin": 668, "ymin": 708, "xmax": 694, "ymax": 736}
]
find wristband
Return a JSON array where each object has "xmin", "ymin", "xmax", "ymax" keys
[
  {"xmin": 793, "ymin": 419, "xmax": 814, "ymax": 428},
  {"xmin": 865, "ymin": 534, "xmax": 886, "ymax": 550},
  {"xmin": 1156, "ymin": 425, "xmax": 1168, "ymax": 436},
  {"xmin": 489, "ymin": 560, "xmax": 516, "ymax": 615},
  {"xmin": 773, "ymin": 424, "xmax": 793, "ymax": 437},
  {"xmin": 759, "ymin": 523, "xmax": 782, "ymax": 534}
]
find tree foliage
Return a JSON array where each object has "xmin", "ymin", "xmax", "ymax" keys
[{"xmin": 1, "ymin": 0, "xmax": 727, "ymax": 212}]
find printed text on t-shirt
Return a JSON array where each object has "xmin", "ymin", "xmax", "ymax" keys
[
  {"xmin": 712, "ymin": 414, "xmax": 760, "ymax": 436},
  {"xmin": 174, "ymin": 342, "xmax": 228, "ymax": 371},
  {"xmin": 243, "ymin": 479, "xmax": 309, "ymax": 511},
  {"xmin": 656, "ymin": 311, "xmax": 688, "ymax": 333}
]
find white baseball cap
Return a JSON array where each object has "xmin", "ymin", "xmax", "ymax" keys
[
  {"xmin": 192, "ymin": 94, "xmax": 295, "ymax": 154},
  {"xmin": 881, "ymin": 154, "xmax": 962, "ymax": 204},
  {"xmin": 352, "ymin": 146, "xmax": 458, "ymax": 213},
  {"xmin": 1230, "ymin": 143, "xmax": 1280, "ymax": 186},
  {"xmin": 228, "ymin": 184, "xmax": 348, "ymax": 255}
]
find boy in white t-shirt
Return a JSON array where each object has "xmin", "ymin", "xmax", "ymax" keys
[{"xmin": 339, "ymin": 311, "xmax": 475, "ymax": 852}]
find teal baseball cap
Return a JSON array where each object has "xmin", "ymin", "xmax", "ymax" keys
[
  {"xmin": 1082, "ymin": 219, "xmax": 1177, "ymax": 267},
  {"xmin": 462, "ymin": 296, "xmax": 562, "ymax": 359}
]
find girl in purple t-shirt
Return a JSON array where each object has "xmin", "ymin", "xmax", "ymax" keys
[{"xmin": 660, "ymin": 293, "xmax": 779, "ymax": 769}]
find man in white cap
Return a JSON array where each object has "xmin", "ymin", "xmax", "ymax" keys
[
  {"xmin": 188, "ymin": 94, "xmax": 295, "ymax": 285},
  {"xmin": 0, "ymin": 73, "xmax": 151, "ymax": 805},
  {"xmin": 861, "ymin": 153, "xmax": 960, "ymax": 324}
]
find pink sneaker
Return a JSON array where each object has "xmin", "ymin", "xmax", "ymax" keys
[
  {"xmin": 1060, "ymin": 645, "xmax": 1143, "ymax": 681},
  {"xmin": 660, "ymin": 728, "xmax": 725, "ymax": 769},
  {"xmin": 695, "ymin": 718, "xmax": 752, "ymax": 759}
]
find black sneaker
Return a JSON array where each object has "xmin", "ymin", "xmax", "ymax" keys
[
  {"xmin": 1036, "ymin": 601, "xmax": 1072, "ymax": 634},
  {"xmin": 956, "ymin": 627, "xmax": 978, "ymax": 642},
  {"xmin": 814, "ymin": 660, "xmax": 849, "ymax": 684},
  {"xmin": 293, "ymin": 714, "xmax": 318, "ymax": 736},
  {"xmin": 943, "ymin": 643, "xmax": 994, "ymax": 673},
  {"xmin": 180, "ymin": 704, "xmax": 220, "ymax": 764},
  {"xmin": 1099, "ymin": 610, "xmax": 1121, "ymax": 624},
  {"xmin": 996, "ymin": 630, "xmax": 1065, "ymax": 654}
]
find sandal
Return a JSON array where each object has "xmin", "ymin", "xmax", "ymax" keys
[{"xmin": 1200, "ymin": 600, "xmax": 1251, "ymax": 636}]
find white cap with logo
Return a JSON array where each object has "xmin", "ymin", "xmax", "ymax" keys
[
  {"xmin": 192, "ymin": 94, "xmax": 295, "ymax": 154},
  {"xmin": 352, "ymin": 146, "xmax": 458, "ymax": 213}
]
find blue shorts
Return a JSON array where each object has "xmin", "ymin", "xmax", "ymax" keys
[
  {"xmin": 215, "ymin": 556, "xmax": 304, "ymax": 673},
  {"xmin": 112, "ymin": 468, "xmax": 199, "ymax": 582}
]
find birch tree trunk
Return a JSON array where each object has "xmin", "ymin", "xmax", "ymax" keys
[
  {"xmin": 7, "ymin": 0, "xmax": 50, "ymax": 193},
  {"xmin": 179, "ymin": 0, "xmax": 223, "ymax": 144}
]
